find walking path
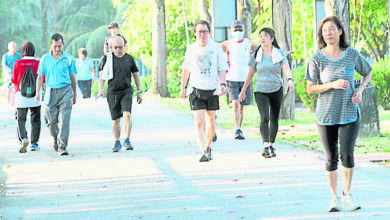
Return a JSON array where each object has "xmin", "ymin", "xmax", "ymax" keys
[{"xmin": 1, "ymin": 96, "xmax": 390, "ymax": 219}]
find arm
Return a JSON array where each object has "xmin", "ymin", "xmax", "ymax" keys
[
  {"xmin": 352, "ymin": 72, "xmax": 372, "ymax": 103},
  {"xmin": 133, "ymin": 72, "xmax": 142, "ymax": 104},
  {"xmin": 98, "ymin": 77, "xmax": 105, "ymax": 97},
  {"xmin": 220, "ymin": 40, "xmax": 229, "ymax": 53},
  {"xmin": 35, "ymin": 74, "xmax": 44, "ymax": 104},
  {"xmin": 306, "ymin": 79, "xmax": 349, "ymax": 95},
  {"xmin": 282, "ymin": 62, "xmax": 294, "ymax": 92},
  {"xmin": 70, "ymin": 74, "xmax": 77, "ymax": 104},
  {"xmin": 218, "ymin": 69, "xmax": 227, "ymax": 96},
  {"xmin": 239, "ymin": 66, "xmax": 256, "ymax": 101},
  {"xmin": 250, "ymin": 41, "xmax": 259, "ymax": 52},
  {"xmin": 180, "ymin": 68, "xmax": 190, "ymax": 98},
  {"xmin": 91, "ymin": 67, "xmax": 96, "ymax": 82}
]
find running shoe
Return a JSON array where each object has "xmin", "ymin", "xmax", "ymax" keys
[
  {"xmin": 269, "ymin": 146, "xmax": 276, "ymax": 157},
  {"xmin": 123, "ymin": 138, "xmax": 134, "ymax": 151},
  {"xmin": 261, "ymin": 147, "xmax": 272, "ymax": 158},
  {"xmin": 19, "ymin": 138, "xmax": 29, "ymax": 153},
  {"xmin": 30, "ymin": 144, "xmax": 40, "ymax": 151},
  {"xmin": 212, "ymin": 133, "xmax": 217, "ymax": 142},
  {"xmin": 234, "ymin": 129, "xmax": 245, "ymax": 140},
  {"xmin": 206, "ymin": 147, "xmax": 212, "ymax": 160},
  {"xmin": 341, "ymin": 193, "xmax": 361, "ymax": 211},
  {"xmin": 112, "ymin": 140, "xmax": 122, "ymax": 152},
  {"xmin": 328, "ymin": 196, "xmax": 341, "ymax": 212},
  {"xmin": 58, "ymin": 147, "xmax": 69, "ymax": 156},
  {"xmin": 199, "ymin": 153, "xmax": 209, "ymax": 162}
]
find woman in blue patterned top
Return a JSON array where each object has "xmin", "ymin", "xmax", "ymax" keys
[{"xmin": 306, "ymin": 16, "xmax": 372, "ymax": 212}]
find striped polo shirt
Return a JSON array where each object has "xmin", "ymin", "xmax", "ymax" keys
[{"xmin": 305, "ymin": 47, "xmax": 372, "ymax": 125}]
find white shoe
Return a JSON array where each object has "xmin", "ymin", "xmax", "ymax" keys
[
  {"xmin": 19, "ymin": 138, "xmax": 29, "ymax": 153},
  {"xmin": 328, "ymin": 196, "xmax": 341, "ymax": 212},
  {"xmin": 341, "ymin": 193, "xmax": 361, "ymax": 211}
]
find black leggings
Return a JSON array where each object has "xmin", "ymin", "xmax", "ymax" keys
[
  {"xmin": 317, "ymin": 120, "xmax": 360, "ymax": 171},
  {"xmin": 254, "ymin": 88, "xmax": 283, "ymax": 144},
  {"xmin": 16, "ymin": 106, "xmax": 41, "ymax": 145}
]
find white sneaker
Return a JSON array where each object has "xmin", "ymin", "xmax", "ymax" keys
[
  {"xmin": 341, "ymin": 193, "xmax": 361, "ymax": 211},
  {"xmin": 19, "ymin": 138, "xmax": 29, "ymax": 153},
  {"xmin": 328, "ymin": 196, "xmax": 341, "ymax": 212}
]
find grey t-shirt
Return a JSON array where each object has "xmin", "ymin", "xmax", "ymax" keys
[
  {"xmin": 249, "ymin": 48, "xmax": 287, "ymax": 93},
  {"xmin": 305, "ymin": 47, "xmax": 372, "ymax": 125}
]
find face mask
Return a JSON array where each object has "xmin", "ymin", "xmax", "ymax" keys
[{"xmin": 232, "ymin": 31, "xmax": 244, "ymax": 41}]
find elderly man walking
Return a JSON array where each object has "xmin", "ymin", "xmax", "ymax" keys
[
  {"xmin": 98, "ymin": 36, "xmax": 142, "ymax": 152},
  {"xmin": 35, "ymin": 33, "xmax": 77, "ymax": 156}
]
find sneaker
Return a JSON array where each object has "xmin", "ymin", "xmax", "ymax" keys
[
  {"xmin": 206, "ymin": 147, "xmax": 212, "ymax": 160},
  {"xmin": 199, "ymin": 153, "xmax": 209, "ymax": 162},
  {"xmin": 30, "ymin": 144, "xmax": 40, "ymax": 151},
  {"xmin": 58, "ymin": 148, "xmax": 69, "ymax": 156},
  {"xmin": 261, "ymin": 147, "xmax": 272, "ymax": 158},
  {"xmin": 123, "ymin": 138, "xmax": 134, "ymax": 151},
  {"xmin": 234, "ymin": 129, "xmax": 245, "ymax": 140},
  {"xmin": 269, "ymin": 146, "xmax": 276, "ymax": 157},
  {"xmin": 112, "ymin": 140, "xmax": 122, "ymax": 152},
  {"xmin": 19, "ymin": 138, "xmax": 29, "ymax": 153},
  {"xmin": 212, "ymin": 133, "xmax": 217, "ymax": 142},
  {"xmin": 341, "ymin": 193, "xmax": 361, "ymax": 211},
  {"xmin": 328, "ymin": 196, "xmax": 341, "ymax": 212}
]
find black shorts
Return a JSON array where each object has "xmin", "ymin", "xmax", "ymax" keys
[
  {"xmin": 189, "ymin": 90, "xmax": 219, "ymax": 111},
  {"xmin": 227, "ymin": 81, "xmax": 252, "ymax": 105},
  {"xmin": 107, "ymin": 88, "xmax": 133, "ymax": 120}
]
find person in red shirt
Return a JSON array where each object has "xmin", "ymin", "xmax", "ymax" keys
[{"xmin": 11, "ymin": 42, "xmax": 41, "ymax": 153}]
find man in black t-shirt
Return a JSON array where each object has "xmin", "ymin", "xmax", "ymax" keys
[{"xmin": 98, "ymin": 36, "xmax": 142, "ymax": 152}]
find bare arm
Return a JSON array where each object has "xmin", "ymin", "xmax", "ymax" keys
[
  {"xmin": 91, "ymin": 67, "xmax": 96, "ymax": 81},
  {"xmin": 306, "ymin": 78, "xmax": 349, "ymax": 95},
  {"xmin": 282, "ymin": 62, "xmax": 294, "ymax": 92},
  {"xmin": 356, "ymin": 72, "xmax": 372, "ymax": 94},
  {"xmin": 70, "ymin": 74, "xmax": 77, "ymax": 104},
  {"xmin": 250, "ymin": 41, "xmax": 259, "ymax": 52},
  {"xmin": 218, "ymin": 69, "xmax": 227, "ymax": 96},
  {"xmin": 239, "ymin": 66, "xmax": 256, "ymax": 101},
  {"xmin": 35, "ymin": 74, "xmax": 44, "ymax": 103},
  {"xmin": 220, "ymin": 40, "xmax": 229, "ymax": 53},
  {"xmin": 180, "ymin": 68, "xmax": 190, "ymax": 98},
  {"xmin": 133, "ymin": 71, "xmax": 142, "ymax": 104}
]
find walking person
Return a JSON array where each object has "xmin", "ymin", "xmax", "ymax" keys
[
  {"xmin": 103, "ymin": 21, "xmax": 128, "ymax": 54},
  {"xmin": 305, "ymin": 16, "xmax": 372, "ymax": 212},
  {"xmin": 221, "ymin": 20, "xmax": 258, "ymax": 140},
  {"xmin": 97, "ymin": 36, "xmax": 142, "ymax": 152},
  {"xmin": 35, "ymin": 33, "xmax": 77, "ymax": 156},
  {"xmin": 76, "ymin": 48, "xmax": 95, "ymax": 99},
  {"xmin": 2, "ymin": 41, "xmax": 21, "ymax": 105},
  {"xmin": 11, "ymin": 42, "xmax": 41, "ymax": 153},
  {"xmin": 239, "ymin": 27, "xmax": 294, "ymax": 158},
  {"xmin": 180, "ymin": 20, "xmax": 228, "ymax": 162}
]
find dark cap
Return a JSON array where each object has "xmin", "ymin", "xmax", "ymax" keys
[
  {"xmin": 231, "ymin": 20, "xmax": 244, "ymax": 28},
  {"xmin": 108, "ymin": 22, "xmax": 119, "ymax": 29}
]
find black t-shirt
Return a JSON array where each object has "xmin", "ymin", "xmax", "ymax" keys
[{"xmin": 99, "ymin": 53, "xmax": 139, "ymax": 93}]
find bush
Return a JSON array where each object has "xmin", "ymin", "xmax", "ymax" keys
[
  {"xmin": 371, "ymin": 58, "xmax": 390, "ymax": 110},
  {"xmin": 294, "ymin": 65, "xmax": 318, "ymax": 112}
]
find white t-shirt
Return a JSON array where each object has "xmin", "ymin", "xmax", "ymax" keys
[
  {"xmin": 226, "ymin": 38, "xmax": 251, "ymax": 82},
  {"xmin": 182, "ymin": 40, "xmax": 227, "ymax": 95}
]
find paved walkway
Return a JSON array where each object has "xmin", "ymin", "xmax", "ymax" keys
[{"xmin": 1, "ymin": 96, "xmax": 390, "ymax": 219}]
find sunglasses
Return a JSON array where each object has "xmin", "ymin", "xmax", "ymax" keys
[{"xmin": 114, "ymin": 46, "xmax": 123, "ymax": 50}]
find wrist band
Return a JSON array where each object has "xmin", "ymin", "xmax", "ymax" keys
[{"xmin": 137, "ymin": 89, "xmax": 142, "ymax": 94}]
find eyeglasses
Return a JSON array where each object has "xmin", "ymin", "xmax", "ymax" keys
[
  {"xmin": 114, "ymin": 46, "xmax": 123, "ymax": 50},
  {"xmin": 197, "ymin": 30, "xmax": 209, "ymax": 34},
  {"xmin": 233, "ymin": 29, "xmax": 243, "ymax": 32}
]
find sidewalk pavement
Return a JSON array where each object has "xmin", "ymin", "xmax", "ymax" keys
[{"xmin": 1, "ymin": 96, "xmax": 390, "ymax": 220}]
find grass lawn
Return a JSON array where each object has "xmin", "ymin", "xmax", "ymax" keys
[{"xmin": 157, "ymin": 96, "xmax": 390, "ymax": 155}]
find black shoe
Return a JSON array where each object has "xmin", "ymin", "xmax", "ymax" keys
[
  {"xmin": 261, "ymin": 147, "xmax": 272, "ymax": 158},
  {"xmin": 212, "ymin": 133, "xmax": 217, "ymax": 142},
  {"xmin": 206, "ymin": 147, "xmax": 212, "ymax": 160},
  {"xmin": 234, "ymin": 129, "xmax": 245, "ymax": 140},
  {"xmin": 199, "ymin": 153, "xmax": 209, "ymax": 162},
  {"xmin": 269, "ymin": 146, "xmax": 276, "ymax": 157},
  {"xmin": 53, "ymin": 143, "xmax": 58, "ymax": 152}
]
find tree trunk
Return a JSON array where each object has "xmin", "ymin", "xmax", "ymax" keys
[
  {"xmin": 324, "ymin": 0, "xmax": 350, "ymax": 43},
  {"xmin": 388, "ymin": 0, "xmax": 390, "ymax": 48},
  {"xmin": 237, "ymin": 0, "xmax": 252, "ymax": 39},
  {"xmin": 41, "ymin": 0, "xmax": 49, "ymax": 54},
  {"xmin": 272, "ymin": 0, "xmax": 295, "ymax": 120},
  {"xmin": 199, "ymin": 0, "xmax": 212, "ymax": 24},
  {"xmin": 152, "ymin": 0, "xmax": 170, "ymax": 97},
  {"xmin": 182, "ymin": 0, "xmax": 190, "ymax": 45}
]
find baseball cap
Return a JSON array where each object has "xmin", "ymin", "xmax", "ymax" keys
[
  {"xmin": 108, "ymin": 22, "xmax": 119, "ymax": 29},
  {"xmin": 231, "ymin": 20, "xmax": 244, "ymax": 28}
]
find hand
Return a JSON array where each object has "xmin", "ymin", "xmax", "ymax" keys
[
  {"xmin": 239, "ymin": 91, "xmax": 245, "ymax": 102},
  {"xmin": 72, "ymin": 93, "xmax": 77, "ymax": 105},
  {"xmin": 352, "ymin": 90, "xmax": 362, "ymax": 104},
  {"xmin": 180, "ymin": 89, "xmax": 186, "ymax": 99},
  {"xmin": 333, "ymin": 79, "xmax": 349, "ymax": 90},
  {"xmin": 96, "ymin": 90, "xmax": 104, "ymax": 98},
  {"xmin": 35, "ymin": 95, "xmax": 40, "ymax": 104},
  {"xmin": 219, "ymin": 85, "xmax": 227, "ymax": 96},
  {"xmin": 288, "ymin": 80, "xmax": 295, "ymax": 92},
  {"xmin": 136, "ymin": 93, "xmax": 142, "ymax": 104}
]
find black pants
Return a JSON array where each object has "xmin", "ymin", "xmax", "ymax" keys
[
  {"xmin": 254, "ymin": 88, "xmax": 283, "ymax": 143},
  {"xmin": 77, "ymin": 80, "xmax": 92, "ymax": 98},
  {"xmin": 16, "ymin": 106, "xmax": 41, "ymax": 145},
  {"xmin": 317, "ymin": 120, "xmax": 360, "ymax": 171}
]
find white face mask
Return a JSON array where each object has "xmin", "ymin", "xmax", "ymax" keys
[{"xmin": 232, "ymin": 31, "xmax": 244, "ymax": 41}]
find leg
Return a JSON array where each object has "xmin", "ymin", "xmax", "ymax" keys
[
  {"xmin": 239, "ymin": 104, "xmax": 244, "ymax": 128},
  {"xmin": 57, "ymin": 89, "xmax": 73, "ymax": 150},
  {"xmin": 44, "ymin": 104, "xmax": 59, "ymax": 149},
  {"xmin": 86, "ymin": 80, "xmax": 92, "ymax": 98},
  {"xmin": 16, "ymin": 108, "xmax": 28, "ymax": 143},
  {"xmin": 123, "ymin": 111, "xmax": 132, "ymax": 139},
  {"xmin": 254, "ymin": 92, "xmax": 271, "ymax": 145},
  {"xmin": 29, "ymin": 106, "xmax": 41, "ymax": 145},
  {"xmin": 204, "ymin": 110, "xmax": 216, "ymax": 148},
  {"xmin": 318, "ymin": 124, "xmax": 340, "ymax": 197},
  {"xmin": 112, "ymin": 118, "xmax": 121, "ymax": 141},
  {"xmin": 232, "ymin": 100, "xmax": 241, "ymax": 129},
  {"xmin": 193, "ymin": 110, "xmax": 206, "ymax": 153},
  {"xmin": 268, "ymin": 88, "xmax": 283, "ymax": 146}
]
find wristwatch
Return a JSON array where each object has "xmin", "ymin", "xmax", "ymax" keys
[{"xmin": 137, "ymin": 89, "xmax": 142, "ymax": 94}]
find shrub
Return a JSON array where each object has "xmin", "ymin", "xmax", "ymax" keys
[
  {"xmin": 294, "ymin": 65, "xmax": 318, "ymax": 112},
  {"xmin": 371, "ymin": 58, "xmax": 390, "ymax": 110}
]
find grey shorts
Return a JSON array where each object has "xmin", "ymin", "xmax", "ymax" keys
[{"xmin": 227, "ymin": 81, "xmax": 252, "ymax": 105}]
